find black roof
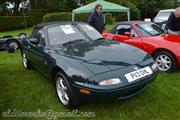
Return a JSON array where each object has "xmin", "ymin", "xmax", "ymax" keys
[
  {"xmin": 35, "ymin": 21, "xmax": 84, "ymax": 28},
  {"xmin": 117, "ymin": 21, "xmax": 152, "ymax": 25}
]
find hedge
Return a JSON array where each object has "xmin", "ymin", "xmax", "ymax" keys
[
  {"xmin": 43, "ymin": 12, "xmax": 115, "ymax": 24},
  {"xmin": 0, "ymin": 12, "xmax": 47, "ymax": 31},
  {"xmin": 0, "ymin": 16, "xmax": 35, "ymax": 31},
  {"xmin": 0, "ymin": 12, "xmax": 114, "ymax": 31},
  {"xmin": 43, "ymin": 12, "xmax": 72, "ymax": 22},
  {"xmin": 30, "ymin": 12, "xmax": 47, "ymax": 24}
]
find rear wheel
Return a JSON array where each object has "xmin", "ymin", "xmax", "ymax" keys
[
  {"xmin": 7, "ymin": 40, "xmax": 19, "ymax": 53},
  {"xmin": 154, "ymin": 51, "xmax": 177, "ymax": 72},
  {"xmin": 55, "ymin": 72, "xmax": 79, "ymax": 109}
]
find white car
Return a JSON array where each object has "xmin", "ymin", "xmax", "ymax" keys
[{"xmin": 154, "ymin": 9, "xmax": 175, "ymax": 29}]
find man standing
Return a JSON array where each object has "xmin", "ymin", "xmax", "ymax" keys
[
  {"xmin": 165, "ymin": 7, "xmax": 180, "ymax": 35},
  {"xmin": 88, "ymin": 4, "xmax": 105, "ymax": 34}
]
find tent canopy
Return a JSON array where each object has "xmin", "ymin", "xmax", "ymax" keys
[{"xmin": 72, "ymin": 0, "xmax": 130, "ymax": 21}]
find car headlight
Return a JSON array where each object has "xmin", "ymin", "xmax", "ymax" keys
[
  {"xmin": 99, "ymin": 78, "xmax": 121, "ymax": 86},
  {"xmin": 152, "ymin": 63, "xmax": 159, "ymax": 71}
]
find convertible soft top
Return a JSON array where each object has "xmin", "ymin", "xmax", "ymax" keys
[
  {"xmin": 117, "ymin": 21, "xmax": 151, "ymax": 25},
  {"xmin": 36, "ymin": 21, "xmax": 83, "ymax": 28}
]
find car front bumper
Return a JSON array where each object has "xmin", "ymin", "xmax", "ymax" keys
[
  {"xmin": 72, "ymin": 72, "xmax": 157, "ymax": 100},
  {"xmin": 176, "ymin": 56, "xmax": 180, "ymax": 67}
]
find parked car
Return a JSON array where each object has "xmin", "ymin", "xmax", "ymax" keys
[
  {"xmin": 0, "ymin": 33, "xmax": 27, "ymax": 53},
  {"xmin": 153, "ymin": 9, "xmax": 175, "ymax": 29},
  {"xmin": 103, "ymin": 21, "xmax": 180, "ymax": 72},
  {"xmin": 0, "ymin": 35, "xmax": 20, "ymax": 52},
  {"xmin": 20, "ymin": 21, "xmax": 158, "ymax": 109}
]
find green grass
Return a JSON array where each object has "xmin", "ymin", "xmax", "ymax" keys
[
  {"xmin": 0, "ymin": 26, "xmax": 180, "ymax": 120},
  {"xmin": 0, "ymin": 51, "xmax": 180, "ymax": 120},
  {"xmin": 0, "ymin": 27, "xmax": 33, "ymax": 37}
]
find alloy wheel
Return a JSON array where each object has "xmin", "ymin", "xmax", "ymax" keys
[
  {"xmin": 9, "ymin": 42, "xmax": 18, "ymax": 50},
  {"xmin": 23, "ymin": 53, "xmax": 28, "ymax": 68},
  {"xmin": 155, "ymin": 54, "xmax": 171, "ymax": 71},
  {"xmin": 56, "ymin": 77, "xmax": 70, "ymax": 105}
]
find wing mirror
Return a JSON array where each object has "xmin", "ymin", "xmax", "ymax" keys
[
  {"xmin": 29, "ymin": 38, "xmax": 39, "ymax": 45},
  {"xmin": 124, "ymin": 32, "xmax": 131, "ymax": 38}
]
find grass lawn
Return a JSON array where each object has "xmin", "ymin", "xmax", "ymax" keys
[
  {"xmin": 0, "ymin": 27, "xmax": 33, "ymax": 37},
  {"xmin": 0, "ymin": 26, "xmax": 180, "ymax": 120}
]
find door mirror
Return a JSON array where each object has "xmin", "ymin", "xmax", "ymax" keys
[
  {"xmin": 124, "ymin": 32, "xmax": 131, "ymax": 38},
  {"xmin": 29, "ymin": 38, "xmax": 39, "ymax": 45}
]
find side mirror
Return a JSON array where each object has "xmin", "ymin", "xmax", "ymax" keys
[
  {"xmin": 124, "ymin": 32, "xmax": 131, "ymax": 38},
  {"xmin": 29, "ymin": 38, "xmax": 39, "ymax": 45}
]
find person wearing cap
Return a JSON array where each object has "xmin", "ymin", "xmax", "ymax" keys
[
  {"xmin": 165, "ymin": 7, "xmax": 180, "ymax": 35},
  {"xmin": 88, "ymin": 4, "xmax": 105, "ymax": 34}
]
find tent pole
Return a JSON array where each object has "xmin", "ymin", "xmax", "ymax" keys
[
  {"xmin": 103, "ymin": 13, "xmax": 106, "ymax": 24},
  {"xmin": 72, "ymin": 12, "xmax": 75, "ymax": 21},
  {"xmin": 127, "ymin": 11, "xmax": 130, "ymax": 21}
]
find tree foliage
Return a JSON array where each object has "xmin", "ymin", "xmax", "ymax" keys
[
  {"xmin": 30, "ymin": 0, "xmax": 77, "ymax": 12},
  {"xmin": 0, "ymin": 0, "xmax": 178, "ymax": 19},
  {"xmin": 86, "ymin": 0, "xmax": 175, "ymax": 19}
]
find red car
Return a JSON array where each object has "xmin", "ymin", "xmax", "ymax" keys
[{"xmin": 103, "ymin": 21, "xmax": 180, "ymax": 72}]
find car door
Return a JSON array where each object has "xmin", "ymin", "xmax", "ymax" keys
[
  {"xmin": 114, "ymin": 24, "xmax": 143, "ymax": 49},
  {"xmin": 26, "ymin": 29, "xmax": 47, "ymax": 73},
  {"xmin": 135, "ymin": 23, "xmax": 165, "ymax": 54}
]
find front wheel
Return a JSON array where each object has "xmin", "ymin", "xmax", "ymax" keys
[
  {"xmin": 22, "ymin": 51, "xmax": 32, "ymax": 69},
  {"xmin": 55, "ymin": 72, "xmax": 79, "ymax": 109},
  {"xmin": 154, "ymin": 51, "xmax": 177, "ymax": 72}
]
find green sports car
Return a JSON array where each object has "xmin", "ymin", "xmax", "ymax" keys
[{"xmin": 20, "ymin": 22, "xmax": 158, "ymax": 109}]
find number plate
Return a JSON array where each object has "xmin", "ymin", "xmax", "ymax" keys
[{"xmin": 125, "ymin": 67, "xmax": 153, "ymax": 83}]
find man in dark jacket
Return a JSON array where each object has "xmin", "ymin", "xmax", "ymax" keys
[
  {"xmin": 165, "ymin": 7, "xmax": 180, "ymax": 35},
  {"xmin": 88, "ymin": 4, "xmax": 105, "ymax": 34}
]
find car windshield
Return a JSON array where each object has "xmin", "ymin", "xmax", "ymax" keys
[
  {"xmin": 136, "ymin": 23, "xmax": 164, "ymax": 37},
  {"xmin": 157, "ymin": 12, "xmax": 172, "ymax": 20},
  {"xmin": 47, "ymin": 24, "xmax": 103, "ymax": 45},
  {"xmin": 78, "ymin": 24, "xmax": 103, "ymax": 40}
]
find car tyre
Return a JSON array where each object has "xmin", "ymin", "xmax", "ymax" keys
[
  {"xmin": 55, "ymin": 72, "xmax": 80, "ymax": 109},
  {"xmin": 7, "ymin": 40, "xmax": 19, "ymax": 53},
  {"xmin": 22, "ymin": 51, "xmax": 32, "ymax": 69},
  {"xmin": 154, "ymin": 51, "xmax": 177, "ymax": 72}
]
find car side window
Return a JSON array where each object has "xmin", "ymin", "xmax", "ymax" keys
[
  {"xmin": 32, "ymin": 28, "xmax": 42, "ymax": 40},
  {"xmin": 116, "ymin": 25, "xmax": 138, "ymax": 37},
  {"xmin": 30, "ymin": 28, "xmax": 43, "ymax": 45},
  {"xmin": 38, "ymin": 30, "xmax": 46, "ymax": 46},
  {"xmin": 116, "ymin": 25, "xmax": 131, "ymax": 35},
  {"xmin": 131, "ymin": 29, "xmax": 138, "ymax": 37}
]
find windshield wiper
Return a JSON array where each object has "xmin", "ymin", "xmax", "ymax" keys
[{"xmin": 63, "ymin": 39, "xmax": 87, "ymax": 46}]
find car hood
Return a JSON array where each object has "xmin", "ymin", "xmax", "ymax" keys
[
  {"xmin": 163, "ymin": 34, "xmax": 180, "ymax": 43},
  {"xmin": 51, "ymin": 40, "xmax": 152, "ymax": 74}
]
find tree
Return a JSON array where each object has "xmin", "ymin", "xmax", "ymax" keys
[
  {"xmin": 29, "ymin": 0, "xmax": 77, "ymax": 12},
  {"xmin": 4, "ymin": 0, "xmax": 22, "ymax": 15},
  {"xmin": 129, "ymin": 0, "xmax": 172, "ymax": 19}
]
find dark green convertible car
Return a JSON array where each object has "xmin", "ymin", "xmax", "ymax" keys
[{"xmin": 21, "ymin": 22, "xmax": 158, "ymax": 109}]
